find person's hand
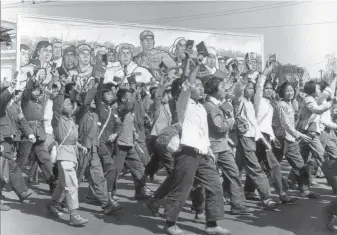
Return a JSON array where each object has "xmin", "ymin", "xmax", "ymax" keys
[
  {"xmin": 28, "ymin": 134, "xmax": 36, "ymax": 143},
  {"xmin": 299, "ymin": 133, "xmax": 312, "ymax": 143},
  {"xmin": 0, "ymin": 145, "xmax": 3, "ymax": 153},
  {"xmin": 82, "ymin": 146, "xmax": 88, "ymax": 155},
  {"xmin": 207, "ymin": 149, "xmax": 216, "ymax": 165},
  {"xmin": 108, "ymin": 133, "xmax": 118, "ymax": 142}
]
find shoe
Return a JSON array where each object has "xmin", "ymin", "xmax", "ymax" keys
[
  {"xmin": 231, "ymin": 205, "xmax": 254, "ymax": 215},
  {"xmin": 205, "ymin": 226, "xmax": 231, "ymax": 235},
  {"xmin": 245, "ymin": 192, "xmax": 260, "ymax": 201},
  {"xmin": 0, "ymin": 202, "xmax": 10, "ymax": 211},
  {"xmin": 262, "ymin": 199, "xmax": 280, "ymax": 210},
  {"xmin": 103, "ymin": 200, "xmax": 123, "ymax": 215},
  {"xmin": 19, "ymin": 189, "xmax": 33, "ymax": 203},
  {"xmin": 147, "ymin": 198, "xmax": 160, "ymax": 217},
  {"xmin": 165, "ymin": 224, "xmax": 196, "ymax": 235},
  {"xmin": 135, "ymin": 186, "xmax": 153, "ymax": 200},
  {"xmin": 69, "ymin": 214, "xmax": 88, "ymax": 227},
  {"xmin": 301, "ymin": 191, "xmax": 320, "ymax": 199},
  {"xmin": 279, "ymin": 194, "xmax": 298, "ymax": 204},
  {"xmin": 45, "ymin": 204, "xmax": 63, "ymax": 217},
  {"xmin": 85, "ymin": 195, "xmax": 101, "ymax": 206},
  {"xmin": 194, "ymin": 213, "xmax": 206, "ymax": 223}
]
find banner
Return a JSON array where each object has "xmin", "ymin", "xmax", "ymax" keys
[{"xmin": 16, "ymin": 14, "xmax": 264, "ymax": 90}]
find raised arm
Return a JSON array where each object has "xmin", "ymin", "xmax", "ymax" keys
[{"xmin": 305, "ymin": 96, "xmax": 331, "ymax": 115}]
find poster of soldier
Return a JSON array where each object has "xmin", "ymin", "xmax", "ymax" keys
[{"xmin": 16, "ymin": 13, "xmax": 264, "ymax": 91}]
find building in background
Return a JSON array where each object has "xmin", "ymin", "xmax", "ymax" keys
[{"xmin": 1, "ymin": 20, "xmax": 16, "ymax": 83}]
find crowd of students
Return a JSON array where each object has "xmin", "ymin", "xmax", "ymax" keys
[{"xmin": 2, "ymin": 45, "xmax": 337, "ymax": 235}]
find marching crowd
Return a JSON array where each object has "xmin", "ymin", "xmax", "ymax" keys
[{"xmin": 2, "ymin": 30, "xmax": 337, "ymax": 235}]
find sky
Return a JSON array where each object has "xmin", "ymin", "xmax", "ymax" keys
[{"xmin": 2, "ymin": 0, "xmax": 337, "ymax": 78}]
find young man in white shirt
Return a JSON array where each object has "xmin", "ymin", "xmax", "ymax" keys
[{"xmin": 163, "ymin": 59, "xmax": 230, "ymax": 235}]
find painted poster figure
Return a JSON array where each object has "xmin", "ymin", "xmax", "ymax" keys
[
  {"xmin": 133, "ymin": 30, "xmax": 176, "ymax": 81},
  {"xmin": 52, "ymin": 39, "xmax": 63, "ymax": 68},
  {"xmin": 75, "ymin": 44, "xmax": 95, "ymax": 92},
  {"xmin": 107, "ymin": 48, "xmax": 117, "ymax": 68},
  {"xmin": 104, "ymin": 43, "xmax": 153, "ymax": 85},
  {"xmin": 57, "ymin": 45, "xmax": 78, "ymax": 83},
  {"xmin": 236, "ymin": 57, "xmax": 246, "ymax": 73},
  {"xmin": 17, "ymin": 44, "xmax": 35, "ymax": 90},
  {"xmin": 27, "ymin": 41, "xmax": 54, "ymax": 87},
  {"xmin": 203, "ymin": 47, "xmax": 220, "ymax": 75}
]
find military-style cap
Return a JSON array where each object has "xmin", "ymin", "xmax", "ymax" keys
[
  {"xmin": 139, "ymin": 30, "xmax": 154, "ymax": 40},
  {"xmin": 63, "ymin": 45, "xmax": 76, "ymax": 55},
  {"xmin": 225, "ymin": 58, "xmax": 237, "ymax": 67},
  {"xmin": 116, "ymin": 43, "xmax": 134, "ymax": 54},
  {"xmin": 76, "ymin": 44, "xmax": 91, "ymax": 55}
]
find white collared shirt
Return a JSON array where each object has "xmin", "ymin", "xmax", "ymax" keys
[
  {"xmin": 254, "ymin": 74, "xmax": 275, "ymax": 139},
  {"xmin": 177, "ymin": 81, "xmax": 210, "ymax": 155}
]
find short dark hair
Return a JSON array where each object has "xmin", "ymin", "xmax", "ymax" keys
[
  {"xmin": 116, "ymin": 88, "xmax": 131, "ymax": 102},
  {"xmin": 318, "ymin": 81, "xmax": 329, "ymax": 92},
  {"xmin": 278, "ymin": 82, "xmax": 295, "ymax": 99},
  {"xmin": 303, "ymin": 80, "xmax": 317, "ymax": 95},
  {"xmin": 204, "ymin": 78, "xmax": 223, "ymax": 95}
]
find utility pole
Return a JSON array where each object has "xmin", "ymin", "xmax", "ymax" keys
[{"xmin": 318, "ymin": 69, "xmax": 324, "ymax": 80}]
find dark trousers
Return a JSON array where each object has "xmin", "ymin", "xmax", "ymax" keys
[
  {"xmin": 16, "ymin": 140, "xmax": 53, "ymax": 180},
  {"xmin": 146, "ymin": 138, "xmax": 205, "ymax": 214},
  {"xmin": 135, "ymin": 130, "xmax": 150, "ymax": 166},
  {"xmin": 145, "ymin": 136, "xmax": 174, "ymax": 177},
  {"xmin": 114, "ymin": 145, "xmax": 146, "ymax": 193},
  {"xmin": 97, "ymin": 143, "xmax": 116, "ymax": 193},
  {"xmin": 77, "ymin": 147, "xmax": 110, "ymax": 208},
  {"xmin": 236, "ymin": 136, "xmax": 270, "ymax": 200},
  {"xmin": 244, "ymin": 133, "xmax": 284, "ymax": 196},
  {"xmin": 0, "ymin": 140, "xmax": 28, "ymax": 197},
  {"xmin": 164, "ymin": 147, "xmax": 224, "ymax": 223},
  {"xmin": 216, "ymin": 148, "xmax": 245, "ymax": 207},
  {"xmin": 280, "ymin": 138, "xmax": 310, "ymax": 192}
]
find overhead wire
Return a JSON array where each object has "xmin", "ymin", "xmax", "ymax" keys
[{"xmin": 138, "ymin": 1, "xmax": 310, "ymax": 24}]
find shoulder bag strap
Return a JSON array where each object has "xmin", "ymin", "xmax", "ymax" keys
[{"xmin": 97, "ymin": 107, "xmax": 112, "ymax": 140}]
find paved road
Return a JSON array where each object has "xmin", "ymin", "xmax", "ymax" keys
[{"xmin": 1, "ymin": 162, "xmax": 336, "ymax": 235}]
